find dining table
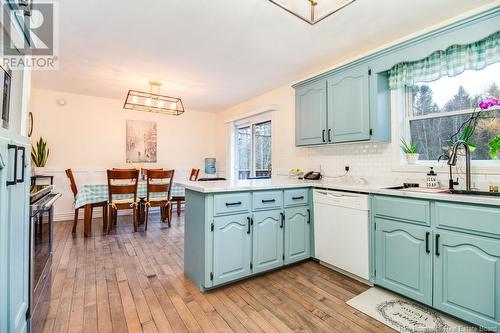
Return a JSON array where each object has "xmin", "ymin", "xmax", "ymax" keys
[{"xmin": 75, "ymin": 183, "xmax": 185, "ymax": 237}]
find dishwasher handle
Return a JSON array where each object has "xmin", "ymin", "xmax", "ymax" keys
[{"xmin": 316, "ymin": 191, "xmax": 354, "ymax": 198}]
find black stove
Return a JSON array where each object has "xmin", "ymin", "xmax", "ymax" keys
[{"xmin": 28, "ymin": 184, "xmax": 61, "ymax": 333}]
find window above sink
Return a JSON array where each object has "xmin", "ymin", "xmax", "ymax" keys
[{"xmin": 403, "ymin": 62, "xmax": 500, "ymax": 163}]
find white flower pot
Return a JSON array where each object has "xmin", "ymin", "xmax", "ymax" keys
[
  {"xmin": 405, "ymin": 153, "xmax": 420, "ymax": 164},
  {"xmin": 32, "ymin": 166, "xmax": 46, "ymax": 176}
]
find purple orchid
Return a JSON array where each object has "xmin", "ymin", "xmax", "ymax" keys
[{"xmin": 478, "ymin": 97, "xmax": 500, "ymax": 110}]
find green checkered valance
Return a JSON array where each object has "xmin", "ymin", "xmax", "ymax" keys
[{"xmin": 388, "ymin": 31, "xmax": 500, "ymax": 89}]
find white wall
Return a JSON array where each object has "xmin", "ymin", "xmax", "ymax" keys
[{"xmin": 30, "ymin": 88, "xmax": 217, "ymax": 220}]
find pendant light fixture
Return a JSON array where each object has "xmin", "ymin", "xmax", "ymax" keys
[
  {"xmin": 123, "ymin": 81, "xmax": 185, "ymax": 116},
  {"xmin": 269, "ymin": 0, "xmax": 355, "ymax": 25}
]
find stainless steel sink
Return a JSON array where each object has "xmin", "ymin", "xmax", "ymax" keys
[
  {"xmin": 385, "ymin": 186, "xmax": 500, "ymax": 197},
  {"xmin": 449, "ymin": 189, "xmax": 500, "ymax": 197}
]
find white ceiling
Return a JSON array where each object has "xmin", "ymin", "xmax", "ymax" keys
[{"xmin": 32, "ymin": 0, "xmax": 497, "ymax": 112}]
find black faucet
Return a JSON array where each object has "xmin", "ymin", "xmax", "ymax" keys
[
  {"xmin": 448, "ymin": 140, "xmax": 471, "ymax": 191},
  {"xmin": 438, "ymin": 154, "xmax": 459, "ymax": 190}
]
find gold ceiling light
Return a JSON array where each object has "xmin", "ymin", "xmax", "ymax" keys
[
  {"xmin": 269, "ymin": 0, "xmax": 356, "ymax": 25},
  {"xmin": 123, "ymin": 81, "xmax": 185, "ymax": 116}
]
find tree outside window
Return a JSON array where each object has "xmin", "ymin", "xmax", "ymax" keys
[
  {"xmin": 407, "ymin": 62, "xmax": 500, "ymax": 161},
  {"xmin": 236, "ymin": 120, "xmax": 272, "ymax": 179}
]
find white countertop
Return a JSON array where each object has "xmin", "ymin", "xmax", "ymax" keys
[
  {"xmin": 175, "ymin": 178, "xmax": 325, "ymax": 193},
  {"xmin": 174, "ymin": 177, "xmax": 500, "ymax": 206}
]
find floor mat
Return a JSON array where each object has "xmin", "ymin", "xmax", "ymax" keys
[{"xmin": 346, "ymin": 287, "xmax": 475, "ymax": 332}]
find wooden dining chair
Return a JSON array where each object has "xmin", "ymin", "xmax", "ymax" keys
[
  {"xmin": 170, "ymin": 168, "xmax": 199, "ymax": 217},
  {"xmin": 189, "ymin": 168, "xmax": 200, "ymax": 181},
  {"xmin": 144, "ymin": 169, "xmax": 175, "ymax": 230},
  {"xmin": 142, "ymin": 168, "xmax": 162, "ymax": 178},
  {"xmin": 65, "ymin": 169, "xmax": 108, "ymax": 234},
  {"xmin": 106, "ymin": 169, "xmax": 140, "ymax": 233}
]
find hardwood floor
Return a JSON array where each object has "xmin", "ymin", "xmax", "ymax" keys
[{"xmin": 43, "ymin": 211, "xmax": 394, "ymax": 333}]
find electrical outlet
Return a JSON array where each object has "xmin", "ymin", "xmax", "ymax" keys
[{"xmin": 345, "ymin": 166, "xmax": 350, "ymax": 172}]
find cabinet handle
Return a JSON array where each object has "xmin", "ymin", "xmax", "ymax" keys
[
  {"xmin": 292, "ymin": 196, "xmax": 304, "ymax": 200},
  {"xmin": 425, "ymin": 232, "xmax": 430, "ymax": 254},
  {"xmin": 6, "ymin": 144, "xmax": 17, "ymax": 186},
  {"xmin": 328, "ymin": 129, "xmax": 332, "ymax": 142},
  {"xmin": 280, "ymin": 212, "xmax": 284, "ymax": 228},
  {"xmin": 247, "ymin": 217, "xmax": 251, "ymax": 234},
  {"xmin": 322, "ymin": 129, "xmax": 326, "ymax": 142},
  {"xmin": 262, "ymin": 199, "xmax": 275, "ymax": 203},
  {"xmin": 225, "ymin": 201, "xmax": 242, "ymax": 207},
  {"xmin": 435, "ymin": 234, "xmax": 440, "ymax": 256},
  {"xmin": 307, "ymin": 209, "xmax": 311, "ymax": 224},
  {"xmin": 16, "ymin": 146, "xmax": 25, "ymax": 184}
]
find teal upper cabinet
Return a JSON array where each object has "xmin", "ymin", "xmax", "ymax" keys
[
  {"xmin": 212, "ymin": 213, "xmax": 252, "ymax": 286},
  {"xmin": 375, "ymin": 217, "xmax": 433, "ymax": 306},
  {"xmin": 294, "ymin": 63, "xmax": 384, "ymax": 146},
  {"xmin": 284, "ymin": 206, "xmax": 311, "ymax": 265},
  {"xmin": 252, "ymin": 210, "xmax": 284, "ymax": 273},
  {"xmin": 295, "ymin": 80, "xmax": 327, "ymax": 146},
  {"xmin": 433, "ymin": 231, "xmax": 500, "ymax": 330},
  {"xmin": 327, "ymin": 66, "xmax": 370, "ymax": 143}
]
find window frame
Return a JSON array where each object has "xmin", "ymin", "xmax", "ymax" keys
[
  {"xmin": 233, "ymin": 114, "xmax": 272, "ymax": 180},
  {"xmin": 404, "ymin": 86, "xmax": 500, "ymax": 162}
]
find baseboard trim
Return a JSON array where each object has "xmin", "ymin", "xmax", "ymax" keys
[{"xmin": 54, "ymin": 207, "xmax": 183, "ymax": 222}]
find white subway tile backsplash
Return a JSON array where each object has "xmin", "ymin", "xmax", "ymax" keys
[{"xmin": 302, "ymin": 142, "xmax": 500, "ymax": 191}]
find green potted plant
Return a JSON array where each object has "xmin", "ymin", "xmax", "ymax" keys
[
  {"xmin": 31, "ymin": 137, "xmax": 50, "ymax": 174},
  {"xmin": 400, "ymin": 138, "xmax": 419, "ymax": 164},
  {"xmin": 456, "ymin": 125, "xmax": 478, "ymax": 152},
  {"xmin": 489, "ymin": 135, "xmax": 500, "ymax": 160}
]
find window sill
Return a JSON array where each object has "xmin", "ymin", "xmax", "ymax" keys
[{"xmin": 392, "ymin": 160, "xmax": 500, "ymax": 175}]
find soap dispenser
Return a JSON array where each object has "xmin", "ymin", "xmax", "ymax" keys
[{"xmin": 426, "ymin": 167, "xmax": 438, "ymax": 188}]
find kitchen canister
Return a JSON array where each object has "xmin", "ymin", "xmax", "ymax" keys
[{"xmin": 426, "ymin": 167, "xmax": 438, "ymax": 188}]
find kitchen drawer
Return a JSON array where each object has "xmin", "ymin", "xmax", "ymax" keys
[
  {"xmin": 434, "ymin": 202, "xmax": 500, "ymax": 238},
  {"xmin": 284, "ymin": 188, "xmax": 309, "ymax": 207},
  {"xmin": 213, "ymin": 192, "xmax": 251, "ymax": 216},
  {"xmin": 253, "ymin": 190, "xmax": 283, "ymax": 211},
  {"xmin": 372, "ymin": 195, "xmax": 430, "ymax": 225}
]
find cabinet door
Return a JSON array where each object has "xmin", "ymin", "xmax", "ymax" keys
[
  {"xmin": 375, "ymin": 218, "xmax": 432, "ymax": 305},
  {"xmin": 295, "ymin": 80, "xmax": 327, "ymax": 146},
  {"xmin": 434, "ymin": 231, "xmax": 500, "ymax": 330},
  {"xmin": 0, "ymin": 137, "xmax": 9, "ymax": 333},
  {"xmin": 252, "ymin": 210, "xmax": 284, "ymax": 274},
  {"xmin": 284, "ymin": 206, "xmax": 311, "ymax": 265},
  {"xmin": 7, "ymin": 141, "xmax": 30, "ymax": 333},
  {"xmin": 213, "ymin": 214, "xmax": 252, "ymax": 286},
  {"xmin": 327, "ymin": 66, "xmax": 370, "ymax": 143}
]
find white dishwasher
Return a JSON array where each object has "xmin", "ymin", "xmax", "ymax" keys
[{"xmin": 313, "ymin": 189, "xmax": 370, "ymax": 281}]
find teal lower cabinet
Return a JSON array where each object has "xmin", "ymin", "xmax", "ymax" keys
[
  {"xmin": 212, "ymin": 213, "xmax": 253, "ymax": 286},
  {"xmin": 252, "ymin": 210, "xmax": 284, "ymax": 274},
  {"xmin": 375, "ymin": 218, "xmax": 432, "ymax": 305},
  {"xmin": 185, "ymin": 188, "xmax": 313, "ymax": 291},
  {"xmin": 433, "ymin": 231, "xmax": 500, "ymax": 330},
  {"xmin": 372, "ymin": 195, "xmax": 500, "ymax": 331},
  {"xmin": 284, "ymin": 206, "xmax": 311, "ymax": 265}
]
